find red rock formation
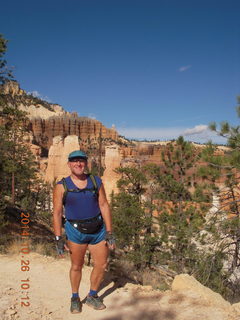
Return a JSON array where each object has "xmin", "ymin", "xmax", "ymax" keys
[
  {"xmin": 0, "ymin": 81, "xmax": 118, "ymax": 150},
  {"xmin": 45, "ymin": 135, "xmax": 81, "ymax": 182},
  {"xmin": 102, "ymin": 145, "xmax": 123, "ymax": 198},
  {"xmin": 29, "ymin": 116, "xmax": 118, "ymax": 149}
]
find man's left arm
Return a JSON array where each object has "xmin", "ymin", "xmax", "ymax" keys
[{"xmin": 98, "ymin": 184, "xmax": 115, "ymax": 249}]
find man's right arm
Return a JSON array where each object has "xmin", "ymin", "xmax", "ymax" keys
[{"xmin": 53, "ymin": 184, "xmax": 64, "ymax": 237}]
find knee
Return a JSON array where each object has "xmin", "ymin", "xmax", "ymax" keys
[
  {"xmin": 94, "ymin": 260, "xmax": 108, "ymax": 271},
  {"xmin": 71, "ymin": 263, "xmax": 84, "ymax": 272}
]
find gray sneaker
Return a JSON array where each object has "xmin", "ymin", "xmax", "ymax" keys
[
  {"xmin": 86, "ymin": 295, "xmax": 106, "ymax": 310},
  {"xmin": 70, "ymin": 297, "xmax": 82, "ymax": 313}
]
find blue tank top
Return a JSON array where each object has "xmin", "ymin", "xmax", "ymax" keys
[{"xmin": 57, "ymin": 175, "xmax": 102, "ymax": 220}]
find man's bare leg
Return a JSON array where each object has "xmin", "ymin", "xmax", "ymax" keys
[
  {"xmin": 88, "ymin": 240, "xmax": 109, "ymax": 291},
  {"xmin": 85, "ymin": 240, "xmax": 109, "ymax": 310},
  {"xmin": 67, "ymin": 240, "xmax": 88, "ymax": 293}
]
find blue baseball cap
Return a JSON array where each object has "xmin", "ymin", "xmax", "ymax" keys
[{"xmin": 68, "ymin": 150, "xmax": 88, "ymax": 161}]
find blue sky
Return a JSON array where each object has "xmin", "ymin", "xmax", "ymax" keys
[{"xmin": 1, "ymin": 0, "xmax": 240, "ymax": 143}]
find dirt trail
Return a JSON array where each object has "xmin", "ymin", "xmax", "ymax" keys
[{"xmin": 0, "ymin": 253, "xmax": 239, "ymax": 320}]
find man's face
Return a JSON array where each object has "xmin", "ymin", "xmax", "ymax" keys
[{"xmin": 68, "ymin": 158, "xmax": 87, "ymax": 176}]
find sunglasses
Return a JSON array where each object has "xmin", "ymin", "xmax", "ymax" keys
[{"xmin": 69, "ymin": 158, "xmax": 87, "ymax": 162}]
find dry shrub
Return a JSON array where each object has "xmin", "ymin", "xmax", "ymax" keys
[
  {"xmin": 110, "ymin": 257, "xmax": 136, "ymax": 280},
  {"xmin": 109, "ymin": 256, "xmax": 169, "ymax": 291},
  {"xmin": 7, "ymin": 239, "xmax": 31, "ymax": 255},
  {"xmin": 0, "ymin": 233, "xmax": 15, "ymax": 253},
  {"xmin": 32, "ymin": 241, "xmax": 56, "ymax": 256},
  {"xmin": 6, "ymin": 239, "xmax": 56, "ymax": 257},
  {"xmin": 141, "ymin": 269, "xmax": 169, "ymax": 291}
]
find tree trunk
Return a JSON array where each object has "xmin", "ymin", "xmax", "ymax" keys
[{"xmin": 11, "ymin": 171, "xmax": 15, "ymax": 204}]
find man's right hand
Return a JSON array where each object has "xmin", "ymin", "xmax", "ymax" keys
[{"xmin": 55, "ymin": 236, "xmax": 69, "ymax": 256}]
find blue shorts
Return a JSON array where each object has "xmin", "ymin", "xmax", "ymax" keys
[{"xmin": 64, "ymin": 220, "xmax": 106, "ymax": 245}]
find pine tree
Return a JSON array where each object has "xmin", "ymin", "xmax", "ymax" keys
[
  {"xmin": 112, "ymin": 166, "xmax": 160, "ymax": 270},
  {"xmin": 111, "ymin": 137, "xmax": 231, "ymax": 296},
  {"xmin": 152, "ymin": 137, "xmax": 209, "ymax": 272},
  {"xmin": 0, "ymin": 105, "xmax": 30, "ymax": 203},
  {"xmin": 208, "ymin": 101, "xmax": 240, "ymax": 299},
  {"xmin": 0, "ymin": 104, "xmax": 51, "ymax": 225},
  {"xmin": 0, "ymin": 34, "xmax": 13, "ymax": 84}
]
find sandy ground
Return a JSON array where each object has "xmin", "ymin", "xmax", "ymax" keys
[{"xmin": 1, "ymin": 252, "xmax": 239, "ymax": 320}]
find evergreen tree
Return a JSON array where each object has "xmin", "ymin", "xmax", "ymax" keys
[
  {"xmin": 0, "ymin": 105, "xmax": 31, "ymax": 204},
  {"xmin": 0, "ymin": 104, "xmax": 51, "ymax": 224},
  {"xmin": 112, "ymin": 166, "xmax": 160, "ymax": 270},
  {"xmin": 111, "ymin": 137, "xmax": 231, "ymax": 297},
  {"xmin": 0, "ymin": 34, "xmax": 13, "ymax": 84},
  {"xmin": 150, "ymin": 137, "xmax": 231, "ymax": 296},
  {"xmin": 208, "ymin": 101, "xmax": 240, "ymax": 299},
  {"xmin": 153, "ymin": 137, "xmax": 208, "ymax": 271}
]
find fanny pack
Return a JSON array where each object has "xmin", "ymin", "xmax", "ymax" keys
[{"xmin": 67, "ymin": 213, "xmax": 103, "ymax": 234}]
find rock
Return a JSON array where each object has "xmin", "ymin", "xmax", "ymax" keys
[
  {"xmin": 172, "ymin": 274, "xmax": 231, "ymax": 311},
  {"xmin": 1, "ymin": 81, "xmax": 118, "ymax": 149},
  {"xmin": 28, "ymin": 115, "xmax": 118, "ymax": 149},
  {"xmin": 18, "ymin": 104, "xmax": 67, "ymax": 121},
  {"xmin": 0, "ymin": 80, "xmax": 25, "ymax": 96},
  {"xmin": 45, "ymin": 135, "xmax": 80, "ymax": 182},
  {"xmin": 230, "ymin": 302, "xmax": 240, "ymax": 320},
  {"xmin": 102, "ymin": 145, "xmax": 122, "ymax": 199},
  {"xmin": 5, "ymin": 308, "xmax": 17, "ymax": 315},
  {"xmin": 232, "ymin": 302, "xmax": 240, "ymax": 313},
  {"xmin": 140, "ymin": 285, "xmax": 153, "ymax": 292}
]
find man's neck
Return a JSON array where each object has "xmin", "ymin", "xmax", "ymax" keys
[{"xmin": 70, "ymin": 173, "xmax": 87, "ymax": 181}]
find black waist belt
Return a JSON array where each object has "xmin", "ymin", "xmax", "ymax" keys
[
  {"xmin": 68, "ymin": 213, "xmax": 102, "ymax": 224},
  {"xmin": 67, "ymin": 213, "xmax": 103, "ymax": 234}
]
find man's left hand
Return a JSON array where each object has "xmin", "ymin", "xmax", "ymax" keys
[{"xmin": 105, "ymin": 231, "xmax": 116, "ymax": 250}]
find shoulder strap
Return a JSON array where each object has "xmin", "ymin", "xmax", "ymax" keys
[
  {"xmin": 62, "ymin": 175, "xmax": 99, "ymax": 206},
  {"xmin": 88, "ymin": 174, "xmax": 99, "ymax": 197},
  {"xmin": 61, "ymin": 178, "xmax": 68, "ymax": 206}
]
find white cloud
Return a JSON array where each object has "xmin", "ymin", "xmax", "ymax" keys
[
  {"xmin": 28, "ymin": 90, "xmax": 40, "ymax": 98},
  {"xmin": 27, "ymin": 90, "xmax": 51, "ymax": 102},
  {"xmin": 45, "ymin": 97, "xmax": 51, "ymax": 102},
  {"xmin": 182, "ymin": 124, "xmax": 226, "ymax": 144},
  {"xmin": 88, "ymin": 113, "xmax": 96, "ymax": 119},
  {"xmin": 117, "ymin": 127, "xmax": 185, "ymax": 140},
  {"xmin": 117, "ymin": 125, "xmax": 226, "ymax": 144},
  {"xmin": 183, "ymin": 124, "xmax": 208, "ymax": 135},
  {"xmin": 178, "ymin": 65, "xmax": 192, "ymax": 72}
]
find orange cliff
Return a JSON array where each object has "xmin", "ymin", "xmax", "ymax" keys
[
  {"xmin": 0, "ymin": 80, "xmax": 118, "ymax": 149},
  {"xmin": 29, "ymin": 115, "xmax": 118, "ymax": 149}
]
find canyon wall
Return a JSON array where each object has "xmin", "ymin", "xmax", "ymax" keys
[
  {"xmin": 29, "ymin": 115, "xmax": 118, "ymax": 149},
  {"xmin": 0, "ymin": 81, "xmax": 118, "ymax": 150}
]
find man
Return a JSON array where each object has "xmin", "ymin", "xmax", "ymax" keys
[{"xmin": 53, "ymin": 150, "xmax": 115, "ymax": 313}]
